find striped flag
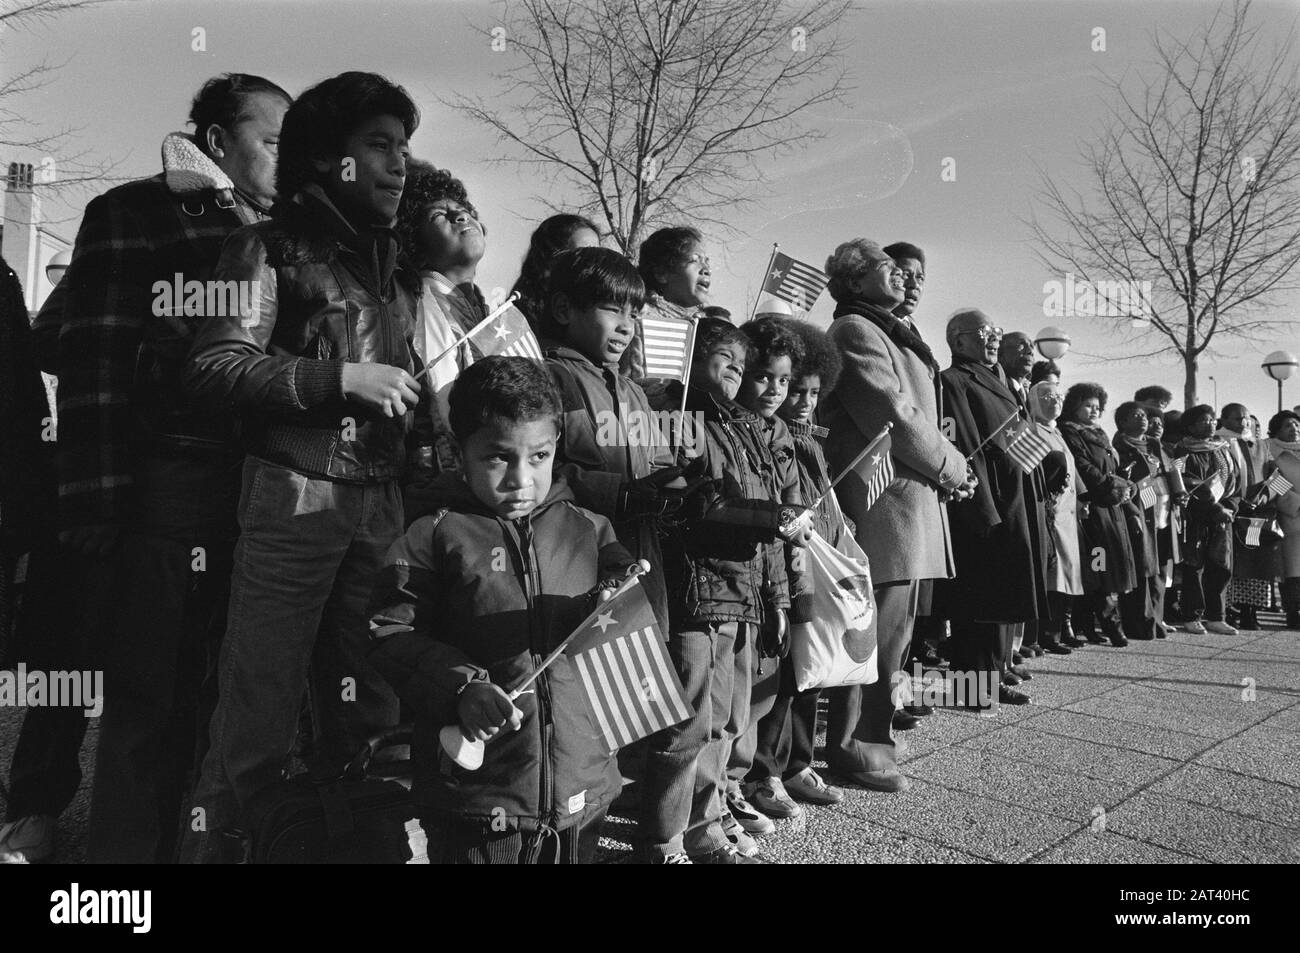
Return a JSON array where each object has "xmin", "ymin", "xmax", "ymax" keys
[
  {"xmin": 465, "ymin": 304, "xmax": 543, "ymax": 362},
  {"xmin": 1245, "ymin": 518, "xmax": 1268, "ymax": 547},
  {"xmin": 565, "ymin": 577, "xmax": 692, "ymax": 752},
  {"xmin": 842, "ymin": 432, "xmax": 894, "ymax": 512},
  {"xmin": 639, "ymin": 311, "xmax": 698, "ymax": 382},
  {"xmin": 1137, "ymin": 474, "xmax": 1160, "ymax": 509},
  {"xmin": 761, "ymin": 251, "xmax": 829, "ymax": 312},
  {"xmin": 1263, "ymin": 470, "xmax": 1294, "ymax": 500},
  {"xmin": 996, "ymin": 417, "xmax": 1052, "ymax": 473}
]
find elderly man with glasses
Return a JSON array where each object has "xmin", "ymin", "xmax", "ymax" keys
[{"xmin": 932, "ymin": 310, "xmax": 1050, "ymax": 714}]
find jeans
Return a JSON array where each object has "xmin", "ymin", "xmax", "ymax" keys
[
  {"xmin": 182, "ymin": 459, "xmax": 402, "ymax": 861},
  {"xmin": 826, "ymin": 580, "xmax": 918, "ymax": 773},
  {"xmin": 725, "ymin": 648, "xmax": 780, "ymax": 797},
  {"xmin": 748, "ymin": 658, "xmax": 820, "ymax": 783},
  {"xmin": 640, "ymin": 620, "xmax": 749, "ymax": 858},
  {"xmin": 87, "ymin": 451, "xmax": 240, "ymax": 864}
]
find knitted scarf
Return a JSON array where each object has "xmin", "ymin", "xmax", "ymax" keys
[{"xmin": 832, "ymin": 294, "xmax": 937, "ymax": 373}]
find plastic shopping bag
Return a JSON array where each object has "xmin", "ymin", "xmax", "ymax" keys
[{"xmin": 789, "ymin": 529, "xmax": 878, "ymax": 691}]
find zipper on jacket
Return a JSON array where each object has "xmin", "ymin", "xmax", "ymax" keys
[{"xmin": 512, "ymin": 517, "xmax": 555, "ymax": 826}]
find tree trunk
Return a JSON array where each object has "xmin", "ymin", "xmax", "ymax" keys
[{"xmin": 1183, "ymin": 352, "xmax": 1197, "ymax": 410}]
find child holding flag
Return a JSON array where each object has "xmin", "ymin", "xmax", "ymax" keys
[{"xmin": 367, "ymin": 357, "xmax": 640, "ymax": 863}]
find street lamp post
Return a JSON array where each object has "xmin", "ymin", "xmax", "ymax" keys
[
  {"xmin": 1035, "ymin": 326, "xmax": 1071, "ymax": 362},
  {"xmin": 1208, "ymin": 375, "xmax": 1218, "ymax": 409},
  {"xmin": 1262, "ymin": 351, "xmax": 1300, "ymax": 414}
]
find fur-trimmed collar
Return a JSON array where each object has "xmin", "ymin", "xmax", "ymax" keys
[{"xmin": 161, "ymin": 132, "xmax": 235, "ymax": 194}]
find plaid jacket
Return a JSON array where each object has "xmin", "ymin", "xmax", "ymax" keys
[{"xmin": 55, "ymin": 134, "xmax": 266, "ymax": 528}]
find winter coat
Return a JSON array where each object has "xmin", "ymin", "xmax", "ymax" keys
[
  {"xmin": 1060, "ymin": 422, "xmax": 1138, "ymax": 595},
  {"xmin": 186, "ymin": 185, "xmax": 420, "ymax": 485},
  {"xmin": 1172, "ymin": 439, "xmax": 1241, "ymax": 571},
  {"xmin": 367, "ymin": 475, "xmax": 633, "ymax": 831},
  {"xmin": 54, "ymin": 133, "xmax": 267, "ymax": 528}
]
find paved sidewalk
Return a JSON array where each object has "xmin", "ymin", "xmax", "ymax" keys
[
  {"xmin": 600, "ymin": 621, "xmax": 1300, "ymax": 863},
  {"xmin": 2, "ymin": 621, "xmax": 1297, "ymax": 863}
]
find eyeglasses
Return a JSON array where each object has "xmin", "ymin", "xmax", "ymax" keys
[{"xmin": 956, "ymin": 327, "xmax": 1004, "ymax": 343}]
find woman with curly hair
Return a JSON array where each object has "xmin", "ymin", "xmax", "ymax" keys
[
  {"xmin": 1060, "ymin": 382, "xmax": 1138, "ymax": 646},
  {"xmin": 1172, "ymin": 405, "xmax": 1242, "ymax": 635},
  {"xmin": 394, "ymin": 160, "xmax": 487, "ymax": 477},
  {"xmin": 509, "ymin": 213, "xmax": 600, "ymax": 341},
  {"xmin": 625, "ymin": 226, "xmax": 712, "ymax": 405}
]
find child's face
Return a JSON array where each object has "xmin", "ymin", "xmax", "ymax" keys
[
  {"xmin": 692, "ymin": 340, "xmax": 745, "ymax": 401},
  {"xmin": 740, "ymin": 355, "xmax": 793, "ymax": 419},
  {"xmin": 418, "ymin": 198, "xmax": 485, "ymax": 274},
  {"xmin": 319, "ymin": 114, "xmax": 410, "ymax": 227},
  {"xmin": 460, "ymin": 416, "xmax": 557, "ymax": 521},
  {"xmin": 780, "ymin": 374, "xmax": 821, "ymax": 424},
  {"xmin": 557, "ymin": 299, "xmax": 636, "ymax": 365}
]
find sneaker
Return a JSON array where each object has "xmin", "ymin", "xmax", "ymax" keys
[
  {"xmin": 651, "ymin": 851, "xmax": 693, "ymax": 865},
  {"xmin": 784, "ymin": 767, "xmax": 844, "ymax": 805},
  {"xmin": 747, "ymin": 777, "xmax": 804, "ymax": 820},
  {"xmin": 725, "ymin": 790, "xmax": 776, "ymax": 835},
  {"xmin": 0, "ymin": 815, "xmax": 54, "ymax": 863},
  {"xmin": 692, "ymin": 843, "xmax": 765, "ymax": 864},
  {"xmin": 1183, "ymin": 620, "xmax": 1207, "ymax": 634},
  {"xmin": 1204, "ymin": 620, "xmax": 1238, "ymax": 635},
  {"xmin": 719, "ymin": 811, "xmax": 761, "ymax": 857}
]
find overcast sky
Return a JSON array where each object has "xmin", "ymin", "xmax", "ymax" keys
[{"xmin": 6, "ymin": 0, "xmax": 1300, "ymax": 420}]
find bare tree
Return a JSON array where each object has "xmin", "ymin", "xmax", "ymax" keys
[
  {"xmin": 1031, "ymin": 1, "xmax": 1300, "ymax": 407},
  {"xmin": 452, "ymin": 0, "xmax": 852, "ymax": 254},
  {"xmin": 1, "ymin": 0, "xmax": 125, "ymax": 217}
]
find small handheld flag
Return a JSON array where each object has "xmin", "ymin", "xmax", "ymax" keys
[
  {"xmin": 761, "ymin": 251, "xmax": 829, "ymax": 312},
  {"xmin": 996, "ymin": 418, "xmax": 1052, "ymax": 473},
  {"xmin": 640, "ymin": 311, "xmax": 698, "ymax": 383},
  {"xmin": 438, "ymin": 561, "xmax": 691, "ymax": 769},
  {"xmin": 1137, "ymin": 474, "xmax": 1159, "ymax": 509},
  {"xmin": 465, "ymin": 302, "xmax": 543, "ymax": 362},
  {"xmin": 1245, "ymin": 518, "xmax": 1268, "ymax": 547},
  {"xmin": 1262, "ymin": 470, "xmax": 1294, "ymax": 500},
  {"xmin": 817, "ymin": 424, "xmax": 894, "ymax": 514}
]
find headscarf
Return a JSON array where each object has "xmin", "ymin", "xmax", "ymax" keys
[{"xmin": 1028, "ymin": 381, "xmax": 1061, "ymax": 426}]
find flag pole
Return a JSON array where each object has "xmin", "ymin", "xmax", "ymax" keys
[
  {"xmin": 749, "ymin": 243, "xmax": 779, "ymax": 323},
  {"xmin": 964, "ymin": 409, "xmax": 1019, "ymax": 462},
  {"xmin": 413, "ymin": 292, "xmax": 521, "ymax": 383},
  {"xmin": 809, "ymin": 422, "xmax": 893, "ymax": 512}
]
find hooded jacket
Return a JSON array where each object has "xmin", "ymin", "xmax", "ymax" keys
[
  {"xmin": 186, "ymin": 185, "xmax": 420, "ymax": 484},
  {"xmin": 52, "ymin": 133, "xmax": 269, "ymax": 528},
  {"xmin": 367, "ymin": 475, "xmax": 633, "ymax": 831}
]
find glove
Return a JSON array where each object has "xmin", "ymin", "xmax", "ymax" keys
[
  {"xmin": 760, "ymin": 607, "xmax": 790, "ymax": 658},
  {"xmin": 618, "ymin": 468, "xmax": 707, "ymax": 518}
]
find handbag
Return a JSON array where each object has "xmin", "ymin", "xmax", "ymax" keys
[{"xmin": 788, "ymin": 529, "xmax": 878, "ymax": 691}]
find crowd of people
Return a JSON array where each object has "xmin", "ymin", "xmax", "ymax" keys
[{"xmin": 1, "ymin": 70, "xmax": 1297, "ymax": 865}]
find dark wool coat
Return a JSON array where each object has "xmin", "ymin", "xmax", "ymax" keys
[
  {"xmin": 933, "ymin": 357, "xmax": 1049, "ymax": 623},
  {"xmin": 1061, "ymin": 422, "xmax": 1138, "ymax": 595}
]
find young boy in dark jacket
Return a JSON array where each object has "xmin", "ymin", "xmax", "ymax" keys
[
  {"xmin": 182, "ymin": 72, "xmax": 422, "ymax": 862},
  {"xmin": 368, "ymin": 357, "xmax": 634, "ymax": 863},
  {"xmin": 544, "ymin": 246, "xmax": 699, "ymax": 633},
  {"xmin": 640, "ymin": 318, "xmax": 809, "ymax": 864},
  {"xmin": 747, "ymin": 319, "xmax": 849, "ymax": 813}
]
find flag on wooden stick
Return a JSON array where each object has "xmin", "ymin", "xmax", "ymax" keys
[
  {"xmin": 761, "ymin": 251, "xmax": 829, "ymax": 312},
  {"xmin": 995, "ymin": 417, "xmax": 1052, "ymax": 473}
]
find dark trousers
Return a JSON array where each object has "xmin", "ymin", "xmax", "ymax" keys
[
  {"xmin": 826, "ymin": 580, "xmax": 917, "ymax": 774},
  {"xmin": 3, "ymin": 545, "xmax": 112, "ymax": 820},
  {"xmin": 1073, "ymin": 591, "xmax": 1123, "ymax": 638},
  {"xmin": 748, "ymin": 658, "xmax": 821, "ymax": 784},
  {"xmin": 1035, "ymin": 591, "xmax": 1074, "ymax": 645},
  {"xmin": 1120, "ymin": 572, "xmax": 1163, "ymax": 639},
  {"xmin": 183, "ymin": 459, "xmax": 402, "ymax": 862},
  {"xmin": 418, "ymin": 809, "xmax": 607, "ymax": 864},
  {"xmin": 726, "ymin": 648, "xmax": 780, "ymax": 796},
  {"xmin": 1181, "ymin": 562, "xmax": 1232, "ymax": 622},
  {"xmin": 86, "ymin": 452, "xmax": 239, "ymax": 864},
  {"xmin": 947, "ymin": 620, "xmax": 1005, "ymax": 684}
]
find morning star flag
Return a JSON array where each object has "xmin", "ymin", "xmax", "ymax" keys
[
  {"xmin": 640, "ymin": 312, "xmax": 698, "ymax": 382},
  {"xmin": 761, "ymin": 251, "xmax": 829, "ymax": 312},
  {"xmin": 838, "ymin": 430, "xmax": 894, "ymax": 512},
  {"xmin": 465, "ymin": 303, "xmax": 544, "ymax": 362},
  {"xmin": 1245, "ymin": 518, "xmax": 1269, "ymax": 547},
  {"xmin": 996, "ymin": 417, "xmax": 1052, "ymax": 473},
  {"xmin": 565, "ymin": 578, "xmax": 692, "ymax": 752}
]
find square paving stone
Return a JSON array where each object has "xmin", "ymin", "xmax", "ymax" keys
[
  {"xmin": 1103, "ymin": 791, "xmax": 1298, "ymax": 863},
  {"xmin": 1030, "ymin": 828, "xmax": 1205, "ymax": 864},
  {"xmin": 1147, "ymin": 763, "xmax": 1300, "ymax": 830}
]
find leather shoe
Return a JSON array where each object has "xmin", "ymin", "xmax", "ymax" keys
[
  {"xmin": 903, "ymin": 703, "xmax": 934, "ymax": 717},
  {"xmin": 1002, "ymin": 671, "xmax": 1021, "ymax": 687},
  {"xmin": 1012, "ymin": 651, "xmax": 1026, "ymax": 665},
  {"xmin": 1109, "ymin": 634, "xmax": 1129, "ymax": 647},
  {"xmin": 835, "ymin": 767, "xmax": 910, "ymax": 793},
  {"xmin": 892, "ymin": 710, "xmax": 921, "ymax": 731},
  {"xmin": 1010, "ymin": 664, "xmax": 1032, "ymax": 679},
  {"xmin": 999, "ymin": 684, "xmax": 1031, "ymax": 705},
  {"xmin": 1042, "ymin": 641, "xmax": 1072, "ymax": 655}
]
